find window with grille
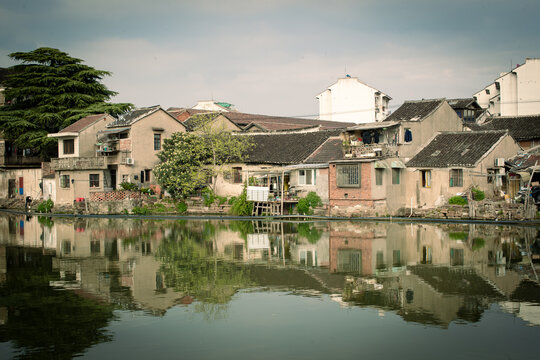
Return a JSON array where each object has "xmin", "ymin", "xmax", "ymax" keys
[
  {"xmin": 60, "ymin": 175, "xmax": 70, "ymax": 188},
  {"xmin": 337, "ymin": 164, "xmax": 360, "ymax": 187},
  {"xmin": 449, "ymin": 169, "xmax": 463, "ymax": 187},
  {"xmin": 153, "ymin": 133, "xmax": 161, "ymax": 151},
  {"xmin": 89, "ymin": 174, "xmax": 100, "ymax": 188}
]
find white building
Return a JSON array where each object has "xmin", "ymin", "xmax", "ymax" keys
[
  {"xmin": 192, "ymin": 100, "xmax": 236, "ymax": 112},
  {"xmin": 474, "ymin": 58, "xmax": 540, "ymax": 116},
  {"xmin": 316, "ymin": 76, "xmax": 391, "ymax": 124}
]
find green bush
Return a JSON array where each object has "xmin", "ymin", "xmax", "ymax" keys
[
  {"xmin": 217, "ymin": 196, "xmax": 228, "ymax": 206},
  {"xmin": 228, "ymin": 196, "xmax": 236, "ymax": 205},
  {"xmin": 176, "ymin": 201, "xmax": 188, "ymax": 214},
  {"xmin": 132, "ymin": 206, "xmax": 150, "ymax": 215},
  {"xmin": 202, "ymin": 187, "xmax": 216, "ymax": 207},
  {"xmin": 449, "ymin": 231, "xmax": 468, "ymax": 240},
  {"xmin": 297, "ymin": 192, "xmax": 323, "ymax": 215},
  {"xmin": 448, "ymin": 196, "xmax": 468, "ymax": 205},
  {"xmin": 230, "ymin": 185, "xmax": 253, "ymax": 216},
  {"xmin": 471, "ymin": 188, "xmax": 485, "ymax": 201},
  {"xmin": 120, "ymin": 182, "xmax": 138, "ymax": 191},
  {"xmin": 36, "ymin": 199, "xmax": 54, "ymax": 213}
]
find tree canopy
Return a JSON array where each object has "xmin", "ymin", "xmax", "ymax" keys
[
  {"xmin": 0, "ymin": 47, "xmax": 132, "ymax": 158},
  {"xmin": 155, "ymin": 114, "xmax": 253, "ymax": 199}
]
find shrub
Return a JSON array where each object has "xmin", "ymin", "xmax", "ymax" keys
[
  {"xmin": 132, "ymin": 206, "xmax": 150, "ymax": 215},
  {"xmin": 297, "ymin": 192, "xmax": 323, "ymax": 215},
  {"xmin": 471, "ymin": 188, "xmax": 485, "ymax": 201},
  {"xmin": 449, "ymin": 231, "xmax": 468, "ymax": 241},
  {"xmin": 217, "ymin": 196, "xmax": 228, "ymax": 206},
  {"xmin": 36, "ymin": 199, "xmax": 54, "ymax": 213},
  {"xmin": 202, "ymin": 187, "xmax": 216, "ymax": 207},
  {"xmin": 230, "ymin": 184, "xmax": 253, "ymax": 216},
  {"xmin": 176, "ymin": 201, "xmax": 188, "ymax": 214},
  {"xmin": 228, "ymin": 196, "xmax": 236, "ymax": 205},
  {"xmin": 120, "ymin": 182, "xmax": 138, "ymax": 191},
  {"xmin": 448, "ymin": 196, "xmax": 468, "ymax": 205}
]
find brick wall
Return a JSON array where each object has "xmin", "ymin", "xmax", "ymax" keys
[
  {"xmin": 329, "ymin": 162, "xmax": 375, "ymax": 215},
  {"xmin": 89, "ymin": 190, "xmax": 147, "ymax": 202}
]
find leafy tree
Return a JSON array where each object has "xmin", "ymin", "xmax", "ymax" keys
[
  {"xmin": 0, "ymin": 47, "xmax": 132, "ymax": 157},
  {"xmin": 154, "ymin": 132, "xmax": 211, "ymax": 199},
  {"xmin": 188, "ymin": 113, "xmax": 253, "ymax": 192}
]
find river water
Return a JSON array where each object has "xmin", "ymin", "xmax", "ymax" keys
[{"xmin": 1, "ymin": 212, "xmax": 540, "ymax": 359}]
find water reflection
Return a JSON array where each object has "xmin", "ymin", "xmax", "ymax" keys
[{"xmin": 1, "ymin": 213, "xmax": 540, "ymax": 357}]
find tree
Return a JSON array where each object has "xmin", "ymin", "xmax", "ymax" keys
[
  {"xmin": 154, "ymin": 132, "xmax": 211, "ymax": 199},
  {"xmin": 188, "ymin": 113, "xmax": 253, "ymax": 192},
  {"xmin": 0, "ymin": 47, "xmax": 132, "ymax": 158},
  {"xmin": 155, "ymin": 114, "xmax": 253, "ymax": 199}
]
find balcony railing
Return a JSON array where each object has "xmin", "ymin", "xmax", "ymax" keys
[
  {"xmin": 344, "ymin": 143, "xmax": 398, "ymax": 158},
  {"xmin": 51, "ymin": 157, "xmax": 108, "ymax": 170}
]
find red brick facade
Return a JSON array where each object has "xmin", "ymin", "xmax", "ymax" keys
[
  {"xmin": 328, "ymin": 162, "xmax": 374, "ymax": 209},
  {"xmin": 329, "ymin": 230, "xmax": 375, "ymax": 275}
]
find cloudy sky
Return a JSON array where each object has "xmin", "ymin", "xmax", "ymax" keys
[{"xmin": 1, "ymin": 0, "xmax": 539, "ymax": 117}]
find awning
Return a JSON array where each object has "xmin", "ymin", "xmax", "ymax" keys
[
  {"xmin": 390, "ymin": 160, "xmax": 406, "ymax": 168},
  {"xmin": 374, "ymin": 161, "xmax": 390, "ymax": 169},
  {"xmin": 97, "ymin": 127, "xmax": 130, "ymax": 135}
]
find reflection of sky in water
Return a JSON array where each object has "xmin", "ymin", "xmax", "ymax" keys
[{"xmin": 1, "ymin": 215, "xmax": 540, "ymax": 358}]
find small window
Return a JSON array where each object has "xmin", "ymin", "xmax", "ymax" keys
[
  {"xmin": 299, "ymin": 169, "xmax": 316, "ymax": 185},
  {"xmin": 404, "ymin": 128, "xmax": 412, "ymax": 143},
  {"xmin": 392, "ymin": 168, "xmax": 400, "ymax": 185},
  {"xmin": 63, "ymin": 139, "xmax": 74, "ymax": 154},
  {"xmin": 449, "ymin": 169, "xmax": 463, "ymax": 187},
  {"xmin": 122, "ymin": 174, "xmax": 129, "ymax": 183},
  {"xmin": 144, "ymin": 169, "xmax": 151, "ymax": 183},
  {"xmin": 89, "ymin": 174, "xmax": 100, "ymax": 188},
  {"xmin": 233, "ymin": 167, "xmax": 242, "ymax": 183},
  {"xmin": 421, "ymin": 170, "xmax": 431, "ymax": 188},
  {"xmin": 375, "ymin": 168, "xmax": 384, "ymax": 186},
  {"xmin": 60, "ymin": 175, "xmax": 70, "ymax": 188},
  {"xmin": 119, "ymin": 132, "xmax": 129, "ymax": 139},
  {"xmin": 337, "ymin": 164, "xmax": 361, "ymax": 187},
  {"xmin": 153, "ymin": 133, "xmax": 161, "ymax": 151}
]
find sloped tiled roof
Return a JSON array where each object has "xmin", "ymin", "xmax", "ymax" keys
[
  {"xmin": 305, "ymin": 137, "xmax": 344, "ymax": 163},
  {"xmin": 223, "ymin": 112, "xmax": 352, "ymax": 131},
  {"xmin": 107, "ymin": 105, "xmax": 161, "ymax": 128},
  {"xmin": 406, "ymin": 130, "xmax": 508, "ymax": 168},
  {"xmin": 447, "ymin": 98, "xmax": 482, "ymax": 110},
  {"xmin": 476, "ymin": 115, "xmax": 540, "ymax": 141},
  {"xmin": 244, "ymin": 130, "xmax": 342, "ymax": 164},
  {"xmin": 385, "ymin": 99, "xmax": 445, "ymax": 122},
  {"xmin": 59, "ymin": 114, "xmax": 109, "ymax": 133},
  {"xmin": 167, "ymin": 108, "xmax": 215, "ymax": 122}
]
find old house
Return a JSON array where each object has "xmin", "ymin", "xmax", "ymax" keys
[
  {"xmin": 49, "ymin": 107, "xmax": 186, "ymax": 204},
  {"xmin": 316, "ymin": 75, "xmax": 391, "ymax": 124},
  {"xmin": 406, "ymin": 130, "xmax": 521, "ymax": 208},
  {"xmin": 447, "ymin": 98, "xmax": 484, "ymax": 124},
  {"xmin": 471, "ymin": 114, "xmax": 540, "ymax": 150},
  {"xmin": 327, "ymin": 99, "xmax": 465, "ymax": 216}
]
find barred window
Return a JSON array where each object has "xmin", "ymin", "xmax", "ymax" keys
[
  {"xmin": 449, "ymin": 169, "xmax": 463, "ymax": 187},
  {"xmin": 60, "ymin": 175, "xmax": 70, "ymax": 188},
  {"xmin": 337, "ymin": 164, "xmax": 361, "ymax": 187},
  {"xmin": 89, "ymin": 174, "xmax": 100, "ymax": 188}
]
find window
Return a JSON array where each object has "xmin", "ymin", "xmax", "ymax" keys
[
  {"xmin": 60, "ymin": 175, "xmax": 70, "ymax": 188},
  {"xmin": 63, "ymin": 139, "xmax": 74, "ymax": 154},
  {"xmin": 122, "ymin": 174, "xmax": 129, "ymax": 183},
  {"xmin": 337, "ymin": 164, "xmax": 360, "ymax": 187},
  {"xmin": 153, "ymin": 133, "xmax": 161, "ymax": 151},
  {"xmin": 449, "ymin": 169, "xmax": 463, "ymax": 187},
  {"xmin": 392, "ymin": 168, "xmax": 400, "ymax": 185},
  {"xmin": 233, "ymin": 167, "xmax": 242, "ymax": 183},
  {"xmin": 421, "ymin": 170, "xmax": 431, "ymax": 188},
  {"xmin": 376, "ymin": 169, "xmax": 384, "ymax": 186},
  {"xmin": 89, "ymin": 174, "xmax": 100, "ymax": 188},
  {"xmin": 299, "ymin": 169, "xmax": 316, "ymax": 185},
  {"xmin": 404, "ymin": 128, "xmax": 413, "ymax": 143}
]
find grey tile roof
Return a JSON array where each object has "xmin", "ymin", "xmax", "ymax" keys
[
  {"xmin": 223, "ymin": 112, "xmax": 352, "ymax": 130},
  {"xmin": 447, "ymin": 98, "xmax": 482, "ymax": 110},
  {"xmin": 406, "ymin": 130, "xmax": 508, "ymax": 168},
  {"xmin": 305, "ymin": 137, "xmax": 344, "ymax": 163},
  {"xmin": 385, "ymin": 99, "xmax": 445, "ymax": 122},
  {"xmin": 244, "ymin": 130, "xmax": 342, "ymax": 164},
  {"xmin": 107, "ymin": 105, "xmax": 161, "ymax": 128},
  {"xmin": 476, "ymin": 115, "xmax": 540, "ymax": 141}
]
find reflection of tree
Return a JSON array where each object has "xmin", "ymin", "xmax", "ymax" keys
[
  {"xmin": 0, "ymin": 261, "xmax": 115, "ymax": 359},
  {"xmin": 155, "ymin": 224, "xmax": 252, "ymax": 311},
  {"xmin": 297, "ymin": 223, "xmax": 322, "ymax": 244}
]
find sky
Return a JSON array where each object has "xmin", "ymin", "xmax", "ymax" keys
[{"xmin": 1, "ymin": 0, "xmax": 539, "ymax": 118}]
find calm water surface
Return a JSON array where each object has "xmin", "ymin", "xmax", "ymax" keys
[{"xmin": 1, "ymin": 213, "xmax": 540, "ymax": 359}]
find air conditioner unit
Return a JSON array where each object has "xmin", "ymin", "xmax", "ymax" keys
[
  {"xmin": 494, "ymin": 158, "xmax": 505, "ymax": 167},
  {"xmin": 125, "ymin": 158, "xmax": 134, "ymax": 165}
]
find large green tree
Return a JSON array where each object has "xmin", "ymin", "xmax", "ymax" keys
[{"xmin": 0, "ymin": 47, "xmax": 132, "ymax": 158}]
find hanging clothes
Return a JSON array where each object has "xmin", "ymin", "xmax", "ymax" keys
[{"xmin": 405, "ymin": 129, "xmax": 413, "ymax": 142}]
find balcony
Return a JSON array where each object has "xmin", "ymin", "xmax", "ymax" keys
[
  {"xmin": 51, "ymin": 156, "xmax": 108, "ymax": 171},
  {"xmin": 344, "ymin": 143, "xmax": 398, "ymax": 159}
]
